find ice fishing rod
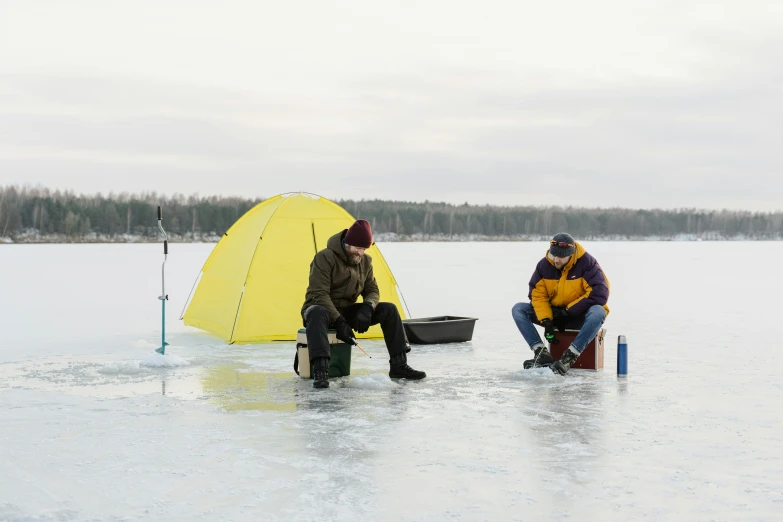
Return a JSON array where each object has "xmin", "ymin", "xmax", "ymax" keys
[
  {"xmin": 351, "ymin": 338, "xmax": 372, "ymax": 358},
  {"xmin": 156, "ymin": 206, "xmax": 169, "ymax": 355}
]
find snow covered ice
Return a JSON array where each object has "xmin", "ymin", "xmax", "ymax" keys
[{"xmin": 1, "ymin": 242, "xmax": 782, "ymax": 521}]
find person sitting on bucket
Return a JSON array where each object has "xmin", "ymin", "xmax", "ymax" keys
[
  {"xmin": 511, "ymin": 233, "xmax": 610, "ymax": 375},
  {"xmin": 301, "ymin": 219, "xmax": 426, "ymax": 388}
]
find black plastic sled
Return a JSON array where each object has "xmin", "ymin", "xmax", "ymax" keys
[{"xmin": 402, "ymin": 316, "xmax": 478, "ymax": 344}]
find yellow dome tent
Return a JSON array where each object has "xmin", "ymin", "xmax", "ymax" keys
[{"xmin": 182, "ymin": 193, "xmax": 407, "ymax": 343}]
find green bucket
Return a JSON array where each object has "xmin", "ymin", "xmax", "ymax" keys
[
  {"xmin": 327, "ymin": 342, "xmax": 352, "ymax": 378},
  {"xmin": 297, "ymin": 328, "xmax": 352, "ymax": 378}
]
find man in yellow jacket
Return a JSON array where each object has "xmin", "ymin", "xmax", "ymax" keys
[{"xmin": 512, "ymin": 233, "xmax": 610, "ymax": 375}]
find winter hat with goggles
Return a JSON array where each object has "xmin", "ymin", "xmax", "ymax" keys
[{"xmin": 549, "ymin": 233, "xmax": 576, "ymax": 257}]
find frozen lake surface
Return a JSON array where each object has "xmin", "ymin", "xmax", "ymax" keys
[{"xmin": 1, "ymin": 241, "xmax": 782, "ymax": 521}]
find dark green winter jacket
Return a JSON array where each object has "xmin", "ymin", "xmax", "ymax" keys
[{"xmin": 300, "ymin": 230, "xmax": 380, "ymax": 324}]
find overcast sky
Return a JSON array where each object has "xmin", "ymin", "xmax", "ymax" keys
[{"xmin": 1, "ymin": 0, "xmax": 782, "ymax": 210}]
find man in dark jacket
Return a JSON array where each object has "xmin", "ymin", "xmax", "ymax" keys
[
  {"xmin": 511, "ymin": 233, "xmax": 610, "ymax": 375},
  {"xmin": 301, "ymin": 219, "xmax": 426, "ymax": 388}
]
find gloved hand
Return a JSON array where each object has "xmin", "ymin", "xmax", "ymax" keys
[
  {"xmin": 355, "ymin": 303, "xmax": 374, "ymax": 334},
  {"xmin": 541, "ymin": 319, "xmax": 560, "ymax": 344},
  {"xmin": 333, "ymin": 316, "xmax": 356, "ymax": 345},
  {"xmin": 552, "ymin": 307, "xmax": 569, "ymax": 331}
]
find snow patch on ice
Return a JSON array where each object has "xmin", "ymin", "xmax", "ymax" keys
[
  {"xmin": 346, "ymin": 374, "xmax": 401, "ymax": 390},
  {"xmin": 97, "ymin": 362, "xmax": 147, "ymax": 375},
  {"xmin": 0, "ymin": 503, "xmax": 80, "ymax": 522},
  {"xmin": 139, "ymin": 353, "xmax": 190, "ymax": 368},
  {"xmin": 512, "ymin": 367, "xmax": 559, "ymax": 380}
]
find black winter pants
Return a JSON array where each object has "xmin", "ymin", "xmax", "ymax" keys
[{"xmin": 303, "ymin": 303, "xmax": 409, "ymax": 361}]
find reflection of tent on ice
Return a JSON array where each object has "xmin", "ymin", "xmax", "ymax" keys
[{"xmin": 182, "ymin": 193, "xmax": 407, "ymax": 343}]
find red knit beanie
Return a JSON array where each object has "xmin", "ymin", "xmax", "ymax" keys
[{"xmin": 344, "ymin": 220, "xmax": 372, "ymax": 248}]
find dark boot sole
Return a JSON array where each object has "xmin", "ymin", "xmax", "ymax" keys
[
  {"xmin": 388, "ymin": 372, "xmax": 427, "ymax": 380},
  {"xmin": 313, "ymin": 381, "xmax": 330, "ymax": 388},
  {"xmin": 523, "ymin": 360, "xmax": 554, "ymax": 369}
]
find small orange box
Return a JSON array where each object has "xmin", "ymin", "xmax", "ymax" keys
[{"xmin": 549, "ymin": 328, "xmax": 605, "ymax": 370}]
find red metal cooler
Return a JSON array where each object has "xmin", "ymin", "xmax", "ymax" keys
[{"xmin": 549, "ymin": 328, "xmax": 606, "ymax": 370}]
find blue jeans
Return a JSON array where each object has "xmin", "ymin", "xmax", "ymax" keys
[{"xmin": 511, "ymin": 302, "xmax": 606, "ymax": 353}]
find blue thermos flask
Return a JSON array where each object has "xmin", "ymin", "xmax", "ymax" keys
[{"xmin": 617, "ymin": 335, "xmax": 628, "ymax": 376}]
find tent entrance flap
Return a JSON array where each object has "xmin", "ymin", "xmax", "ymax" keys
[{"xmin": 311, "ymin": 221, "xmax": 317, "ymax": 255}]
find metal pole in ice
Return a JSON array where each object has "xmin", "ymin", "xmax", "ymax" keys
[
  {"xmin": 155, "ymin": 206, "xmax": 169, "ymax": 355},
  {"xmin": 617, "ymin": 335, "xmax": 628, "ymax": 376}
]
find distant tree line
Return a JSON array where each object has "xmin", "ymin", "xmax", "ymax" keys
[
  {"xmin": 0, "ymin": 186, "xmax": 260, "ymax": 240},
  {"xmin": 1, "ymin": 186, "xmax": 782, "ymax": 242},
  {"xmin": 340, "ymin": 199, "xmax": 783, "ymax": 239}
]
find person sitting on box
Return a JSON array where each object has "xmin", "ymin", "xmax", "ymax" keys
[
  {"xmin": 511, "ymin": 233, "xmax": 610, "ymax": 375},
  {"xmin": 301, "ymin": 219, "xmax": 426, "ymax": 388}
]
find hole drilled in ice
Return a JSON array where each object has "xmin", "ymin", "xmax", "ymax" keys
[
  {"xmin": 139, "ymin": 353, "xmax": 190, "ymax": 368},
  {"xmin": 345, "ymin": 374, "xmax": 401, "ymax": 390}
]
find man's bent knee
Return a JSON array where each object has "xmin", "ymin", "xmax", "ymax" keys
[
  {"xmin": 375, "ymin": 302, "xmax": 398, "ymax": 316},
  {"xmin": 586, "ymin": 305, "xmax": 606, "ymax": 320},
  {"xmin": 512, "ymin": 302, "xmax": 531, "ymax": 318},
  {"xmin": 304, "ymin": 305, "xmax": 330, "ymax": 324}
]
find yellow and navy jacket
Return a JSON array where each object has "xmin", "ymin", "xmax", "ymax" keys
[{"xmin": 528, "ymin": 242, "xmax": 610, "ymax": 321}]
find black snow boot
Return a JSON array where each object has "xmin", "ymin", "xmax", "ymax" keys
[
  {"xmin": 312, "ymin": 357, "xmax": 330, "ymax": 388},
  {"xmin": 389, "ymin": 353, "xmax": 426, "ymax": 380},
  {"xmin": 523, "ymin": 345, "xmax": 554, "ymax": 369},
  {"xmin": 552, "ymin": 347, "xmax": 580, "ymax": 375}
]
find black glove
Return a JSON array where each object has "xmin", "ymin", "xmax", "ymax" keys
[
  {"xmin": 333, "ymin": 316, "xmax": 355, "ymax": 345},
  {"xmin": 355, "ymin": 303, "xmax": 374, "ymax": 334},
  {"xmin": 541, "ymin": 319, "xmax": 559, "ymax": 344},
  {"xmin": 552, "ymin": 307, "xmax": 569, "ymax": 331}
]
